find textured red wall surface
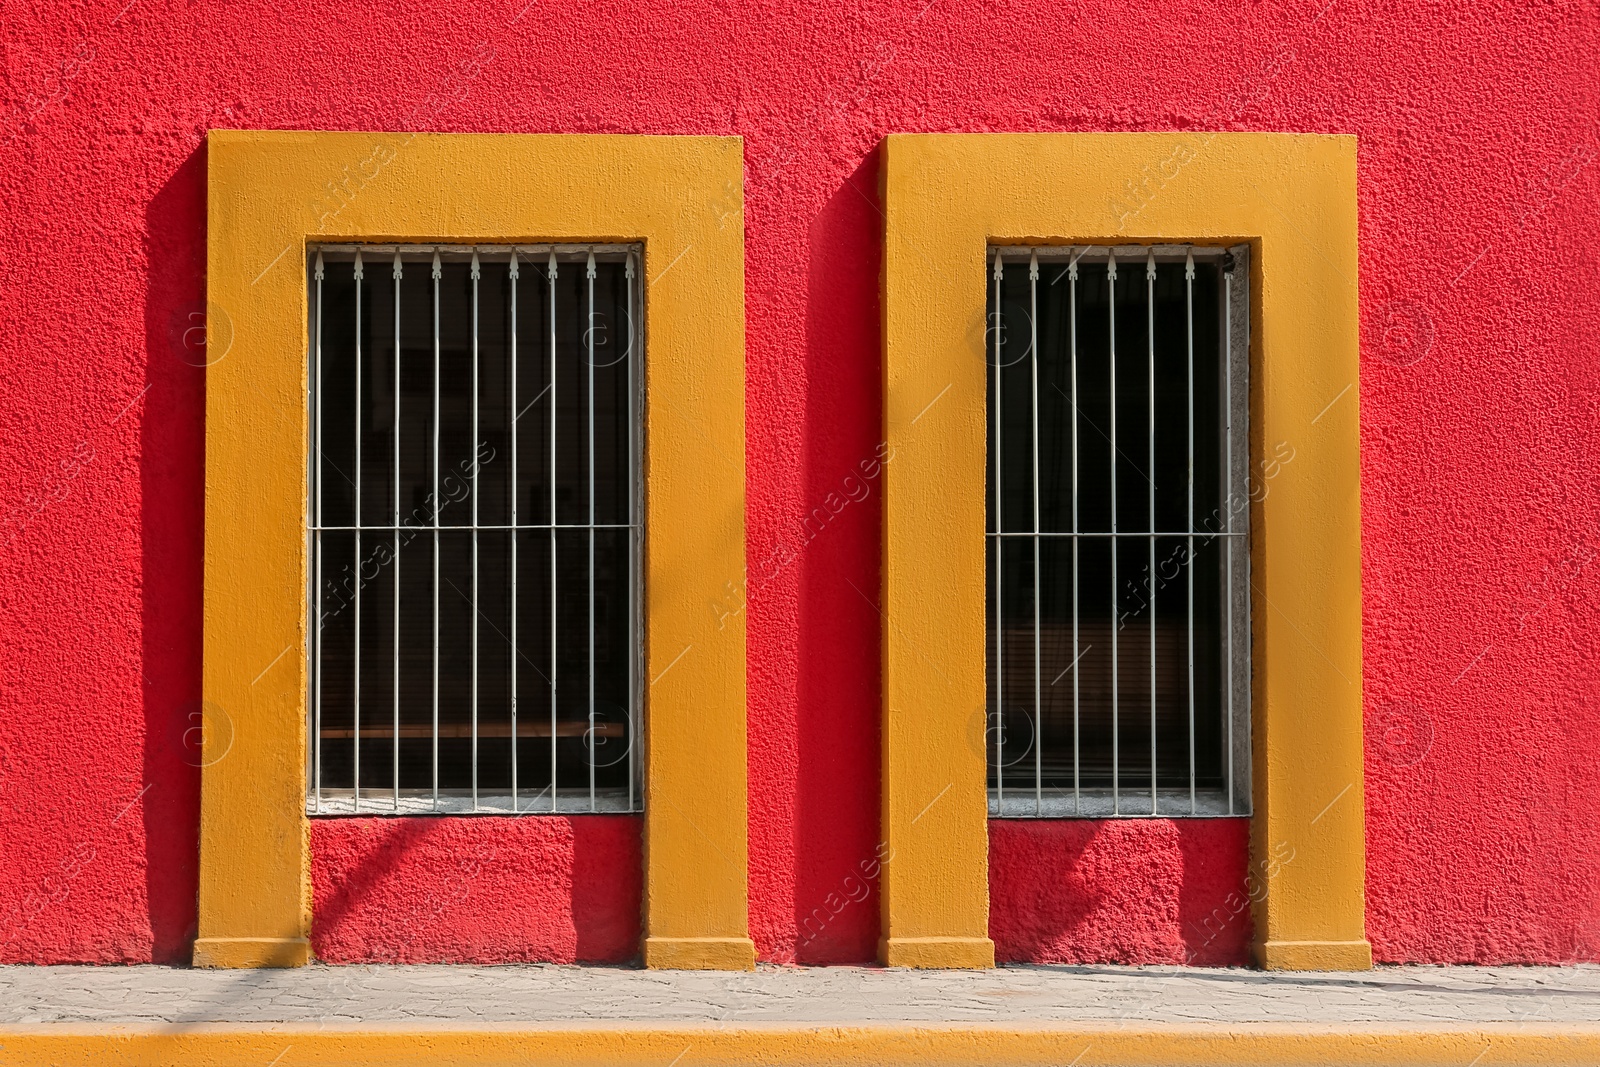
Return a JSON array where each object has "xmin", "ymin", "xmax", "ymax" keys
[
  {"xmin": 311, "ymin": 817, "xmax": 640, "ymax": 963},
  {"xmin": 1, "ymin": 0, "xmax": 1597, "ymax": 966},
  {"xmin": 989, "ymin": 820, "xmax": 1252, "ymax": 966}
]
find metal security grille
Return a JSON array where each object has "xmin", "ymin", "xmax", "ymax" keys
[
  {"xmin": 307, "ymin": 243, "xmax": 642, "ymax": 815},
  {"xmin": 987, "ymin": 244, "xmax": 1251, "ymax": 818}
]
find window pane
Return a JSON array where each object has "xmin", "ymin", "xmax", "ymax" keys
[
  {"xmin": 986, "ymin": 247, "xmax": 1247, "ymax": 818},
  {"xmin": 309, "ymin": 247, "xmax": 641, "ymax": 815}
]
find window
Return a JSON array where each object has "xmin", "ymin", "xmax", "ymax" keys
[
  {"xmin": 986, "ymin": 244, "xmax": 1251, "ymax": 818},
  {"xmin": 307, "ymin": 243, "xmax": 642, "ymax": 815},
  {"xmin": 201, "ymin": 132, "xmax": 750, "ymax": 971},
  {"xmin": 878, "ymin": 132, "xmax": 1364, "ymax": 971}
]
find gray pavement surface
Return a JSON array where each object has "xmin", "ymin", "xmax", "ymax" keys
[{"xmin": 1, "ymin": 963, "xmax": 1598, "ymax": 1025}]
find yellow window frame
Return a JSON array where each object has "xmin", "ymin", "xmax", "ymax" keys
[
  {"xmin": 198, "ymin": 130, "xmax": 753, "ymax": 970},
  {"xmin": 878, "ymin": 132, "xmax": 1369, "ymax": 971}
]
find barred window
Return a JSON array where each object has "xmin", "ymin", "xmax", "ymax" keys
[
  {"xmin": 308, "ymin": 244, "xmax": 641, "ymax": 815},
  {"xmin": 986, "ymin": 244, "xmax": 1251, "ymax": 818}
]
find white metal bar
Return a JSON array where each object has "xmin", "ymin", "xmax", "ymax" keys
[
  {"xmin": 991, "ymin": 244, "xmax": 1232, "ymax": 261},
  {"xmin": 352, "ymin": 250, "xmax": 363, "ymax": 813},
  {"xmin": 302, "ymin": 242, "xmax": 637, "ymax": 814},
  {"xmin": 1224, "ymin": 265, "xmax": 1235, "ymax": 816},
  {"xmin": 586, "ymin": 251, "xmax": 597, "ymax": 813},
  {"xmin": 431, "ymin": 251, "xmax": 441, "ymax": 812},
  {"xmin": 987, "ymin": 531, "xmax": 1241, "ymax": 539},
  {"xmin": 626, "ymin": 252, "xmax": 637, "ymax": 813},
  {"xmin": 313, "ymin": 251, "xmax": 325, "ymax": 814},
  {"xmin": 548, "ymin": 251, "xmax": 559, "ymax": 810},
  {"xmin": 1028, "ymin": 252, "xmax": 1041, "ymax": 814},
  {"xmin": 1069, "ymin": 252, "xmax": 1080, "ymax": 816},
  {"xmin": 471, "ymin": 250, "xmax": 481, "ymax": 812},
  {"xmin": 509, "ymin": 251, "xmax": 520, "ymax": 811},
  {"xmin": 1107, "ymin": 250, "xmax": 1117, "ymax": 815},
  {"xmin": 1186, "ymin": 251, "xmax": 1197, "ymax": 815},
  {"xmin": 393, "ymin": 252, "xmax": 402, "ymax": 812},
  {"xmin": 317, "ymin": 522, "xmax": 637, "ymax": 531},
  {"xmin": 975, "ymin": 244, "xmax": 1248, "ymax": 819},
  {"xmin": 1147, "ymin": 250, "xmax": 1157, "ymax": 816},
  {"xmin": 312, "ymin": 244, "xmax": 637, "ymax": 259},
  {"xmin": 991, "ymin": 254, "xmax": 1004, "ymax": 802}
]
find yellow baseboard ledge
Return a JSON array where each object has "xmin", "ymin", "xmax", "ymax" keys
[
  {"xmin": 642, "ymin": 936, "xmax": 757, "ymax": 970},
  {"xmin": 3, "ymin": 1023, "xmax": 1599, "ymax": 1066},
  {"xmin": 1257, "ymin": 938, "xmax": 1375, "ymax": 971},
  {"xmin": 190, "ymin": 937, "xmax": 310, "ymax": 968},
  {"xmin": 880, "ymin": 936, "xmax": 996, "ymax": 968}
]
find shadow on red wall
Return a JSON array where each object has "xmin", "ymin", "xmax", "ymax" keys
[
  {"xmin": 139, "ymin": 142, "xmax": 208, "ymax": 963},
  {"xmin": 989, "ymin": 818, "xmax": 1251, "ymax": 966},
  {"xmin": 311, "ymin": 815, "xmax": 642, "ymax": 964},
  {"xmin": 789, "ymin": 148, "xmax": 885, "ymax": 964}
]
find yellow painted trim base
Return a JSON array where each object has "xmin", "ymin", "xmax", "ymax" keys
[
  {"xmin": 4, "ymin": 1024, "xmax": 1600, "ymax": 1066},
  {"xmin": 1257, "ymin": 939, "xmax": 1375, "ymax": 971},
  {"xmin": 191, "ymin": 938, "xmax": 310, "ymax": 968},
  {"xmin": 880, "ymin": 936, "xmax": 996, "ymax": 969},
  {"xmin": 643, "ymin": 937, "xmax": 758, "ymax": 970}
]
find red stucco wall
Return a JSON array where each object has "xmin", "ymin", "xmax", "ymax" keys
[
  {"xmin": 311, "ymin": 817, "xmax": 640, "ymax": 963},
  {"xmin": 989, "ymin": 819, "xmax": 1253, "ymax": 966},
  {"xmin": 1, "ymin": 0, "xmax": 1597, "ymax": 966}
]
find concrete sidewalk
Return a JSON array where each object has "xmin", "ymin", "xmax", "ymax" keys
[
  {"xmin": 2, "ymin": 961, "xmax": 1597, "ymax": 1024},
  {"xmin": 4, "ymin": 963, "xmax": 1600, "ymax": 1065}
]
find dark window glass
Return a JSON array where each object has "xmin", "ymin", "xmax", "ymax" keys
[
  {"xmin": 986, "ymin": 249, "xmax": 1246, "ymax": 817},
  {"xmin": 310, "ymin": 247, "xmax": 640, "ymax": 814}
]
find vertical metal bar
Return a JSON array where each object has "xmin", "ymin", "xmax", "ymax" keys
[
  {"xmin": 353, "ymin": 250, "xmax": 363, "ymax": 813},
  {"xmin": 1147, "ymin": 250, "xmax": 1157, "ymax": 816},
  {"xmin": 470, "ymin": 250, "xmax": 481, "ymax": 812},
  {"xmin": 510, "ymin": 252, "xmax": 520, "ymax": 812},
  {"xmin": 1069, "ymin": 252, "xmax": 1080, "ymax": 816},
  {"xmin": 1224, "ymin": 265, "xmax": 1235, "ymax": 816},
  {"xmin": 586, "ymin": 251, "xmax": 597, "ymax": 812},
  {"xmin": 626, "ymin": 252, "xmax": 637, "ymax": 813},
  {"xmin": 1107, "ymin": 250, "xmax": 1118, "ymax": 815},
  {"xmin": 431, "ymin": 251, "xmax": 441, "ymax": 812},
  {"xmin": 548, "ymin": 251, "xmax": 559, "ymax": 810},
  {"xmin": 1028, "ymin": 252, "xmax": 1041, "ymax": 814},
  {"xmin": 991, "ymin": 254, "xmax": 1004, "ymax": 806},
  {"xmin": 1186, "ymin": 250, "xmax": 1197, "ymax": 815},
  {"xmin": 313, "ymin": 251, "xmax": 325, "ymax": 814},
  {"xmin": 392, "ymin": 252, "xmax": 402, "ymax": 812}
]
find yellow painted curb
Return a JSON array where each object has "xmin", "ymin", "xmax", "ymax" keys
[{"xmin": 2, "ymin": 1023, "xmax": 1599, "ymax": 1066}]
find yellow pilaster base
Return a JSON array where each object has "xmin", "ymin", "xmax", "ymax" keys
[
  {"xmin": 880, "ymin": 937, "xmax": 996, "ymax": 969},
  {"xmin": 643, "ymin": 936, "xmax": 758, "ymax": 970},
  {"xmin": 1257, "ymin": 939, "xmax": 1374, "ymax": 971},
  {"xmin": 191, "ymin": 937, "xmax": 310, "ymax": 969}
]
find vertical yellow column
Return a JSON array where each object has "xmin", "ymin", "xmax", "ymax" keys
[
  {"xmin": 195, "ymin": 134, "xmax": 313, "ymax": 967},
  {"xmin": 877, "ymin": 137, "xmax": 997, "ymax": 968},
  {"xmin": 1247, "ymin": 190, "xmax": 1372, "ymax": 970},
  {"xmin": 636, "ymin": 144, "xmax": 756, "ymax": 970}
]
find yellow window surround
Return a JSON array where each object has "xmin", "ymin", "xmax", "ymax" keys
[
  {"xmin": 878, "ymin": 132, "xmax": 1369, "ymax": 971},
  {"xmin": 200, "ymin": 131, "xmax": 753, "ymax": 969}
]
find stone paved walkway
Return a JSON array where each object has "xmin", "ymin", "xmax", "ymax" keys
[{"xmin": 2, "ymin": 963, "xmax": 1597, "ymax": 1025}]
